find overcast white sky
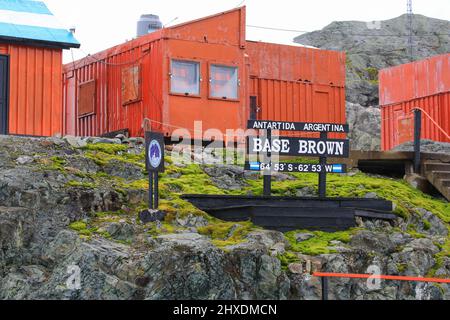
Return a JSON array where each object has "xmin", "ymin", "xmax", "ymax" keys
[{"xmin": 44, "ymin": 0, "xmax": 450, "ymax": 63}]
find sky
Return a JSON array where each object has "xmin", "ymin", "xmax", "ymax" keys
[{"xmin": 43, "ymin": 0, "xmax": 450, "ymax": 63}]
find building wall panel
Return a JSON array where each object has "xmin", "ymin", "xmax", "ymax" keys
[
  {"xmin": 1, "ymin": 43, "xmax": 63, "ymax": 136},
  {"xmin": 63, "ymin": 36, "xmax": 165, "ymax": 137}
]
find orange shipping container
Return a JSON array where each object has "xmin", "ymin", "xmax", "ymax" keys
[
  {"xmin": 380, "ymin": 54, "xmax": 450, "ymax": 150},
  {"xmin": 63, "ymin": 7, "xmax": 346, "ymax": 140}
]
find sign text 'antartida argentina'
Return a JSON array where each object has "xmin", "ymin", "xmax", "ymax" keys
[{"xmin": 248, "ymin": 120, "xmax": 349, "ymax": 133}]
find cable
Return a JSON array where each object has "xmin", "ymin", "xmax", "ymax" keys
[{"xmin": 79, "ymin": 47, "xmax": 151, "ymax": 67}]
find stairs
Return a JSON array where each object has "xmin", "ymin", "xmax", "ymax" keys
[{"xmin": 423, "ymin": 161, "xmax": 450, "ymax": 201}]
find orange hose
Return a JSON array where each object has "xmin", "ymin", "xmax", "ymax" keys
[{"xmin": 313, "ymin": 272, "xmax": 450, "ymax": 284}]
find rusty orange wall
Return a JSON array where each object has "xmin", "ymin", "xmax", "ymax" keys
[
  {"xmin": 0, "ymin": 43, "xmax": 63, "ymax": 136},
  {"xmin": 163, "ymin": 7, "xmax": 246, "ymax": 139},
  {"xmin": 380, "ymin": 54, "xmax": 450, "ymax": 150},
  {"xmin": 246, "ymin": 41, "xmax": 346, "ymax": 86},
  {"xmin": 63, "ymin": 33, "xmax": 165, "ymax": 137},
  {"xmin": 380, "ymin": 54, "xmax": 450, "ymax": 106},
  {"xmin": 246, "ymin": 42, "xmax": 346, "ymax": 139},
  {"xmin": 381, "ymin": 93, "xmax": 450, "ymax": 150}
]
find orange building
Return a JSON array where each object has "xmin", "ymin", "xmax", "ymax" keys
[
  {"xmin": 63, "ymin": 7, "xmax": 346, "ymax": 141},
  {"xmin": 380, "ymin": 54, "xmax": 450, "ymax": 150},
  {"xmin": 0, "ymin": 0, "xmax": 79, "ymax": 136}
]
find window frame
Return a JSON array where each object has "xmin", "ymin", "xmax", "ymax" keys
[
  {"xmin": 208, "ymin": 63, "xmax": 240, "ymax": 102},
  {"xmin": 169, "ymin": 58, "xmax": 202, "ymax": 98}
]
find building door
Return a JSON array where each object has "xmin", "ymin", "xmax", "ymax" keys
[{"xmin": 0, "ymin": 55, "xmax": 9, "ymax": 135}]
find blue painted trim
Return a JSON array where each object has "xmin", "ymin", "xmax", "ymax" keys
[
  {"xmin": 0, "ymin": 22, "xmax": 80, "ymax": 46},
  {"xmin": 0, "ymin": 0, "xmax": 52, "ymax": 15}
]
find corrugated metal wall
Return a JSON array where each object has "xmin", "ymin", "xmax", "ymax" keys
[
  {"xmin": 381, "ymin": 93, "xmax": 450, "ymax": 150},
  {"xmin": 255, "ymin": 79, "xmax": 346, "ymax": 139},
  {"xmin": 380, "ymin": 54, "xmax": 450, "ymax": 150},
  {"xmin": 63, "ymin": 35, "xmax": 164, "ymax": 137},
  {"xmin": 247, "ymin": 42, "xmax": 346, "ymax": 139},
  {"xmin": 0, "ymin": 43, "xmax": 63, "ymax": 136}
]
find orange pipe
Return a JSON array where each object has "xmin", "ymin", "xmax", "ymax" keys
[
  {"xmin": 313, "ymin": 272, "xmax": 450, "ymax": 284},
  {"xmin": 412, "ymin": 107, "xmax": 450, "ymax": 141}
]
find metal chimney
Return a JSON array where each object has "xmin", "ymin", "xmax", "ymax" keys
[{"xmin": 137, "ymin": 14, "xmax": 162, "ymax": 37}]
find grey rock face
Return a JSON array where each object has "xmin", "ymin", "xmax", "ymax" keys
[
  {"xmin": 0, "ymin": 135, "xmax": 448, "ymax": 300},
  {"xmin": 346, "ymin": 102, "xmax": 381, "ymax": 150},
  {"xmin": 295, "ymin": 14, "xmax": 450, "ymax": 107}
]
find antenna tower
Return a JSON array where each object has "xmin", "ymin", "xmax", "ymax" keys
[{"xmin": 407, "ymin": 0, "xmax": 414, "ymax": 61}]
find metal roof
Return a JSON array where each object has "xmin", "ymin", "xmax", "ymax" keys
[{"xmin": 0, "ymin": 0, "xmax": 80, "ymax": 49}]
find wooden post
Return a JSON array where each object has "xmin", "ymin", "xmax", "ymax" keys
[
  {"xmin": 414, "ymin": 109, "xmax": 422, "ymax": 174},
  {"xmin": 322, "ymin": 277, "xmax": 329, "ymax": 301},
  {"xmin": 263, "ymin": 129, "xmax": 272, "ymax": 196},
  {"xmin": 319, "ymin": 132, "xmax": 327, "ymax": 198}
]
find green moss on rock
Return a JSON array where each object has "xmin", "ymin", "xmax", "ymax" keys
[{"xmin": 285, "ymin": 230, "xmax": 353, "ymax": 256}]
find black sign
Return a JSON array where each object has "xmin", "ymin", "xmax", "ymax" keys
[
  {"xmin": 145, "ymin": 132, "xmax": 165, "ymax": 173},
  {"xmin": 245, "ymin": 162, "xmax": 347, "ymax": 174},
  {"xmin": 247, "ymin": 136, "xmax": 350, "ymax": 158},
  {"xmin": 248, "ymin": 120, "xmax": 349, "ymax": 133}
]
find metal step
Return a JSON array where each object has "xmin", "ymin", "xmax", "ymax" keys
[
  {"xmin": 424, "ymin": 162, "xmax": 450, "ymax": 172},
  {"xmin": 423, "ymin": 161, "xmax": 450, "ymax": 202},
  {"xmin": 429, "ymin": 171, "xmax": 450, "ymax": 180},
  {"xmin": 440, "ymin": 179, "xmax": 450, "ymax": 187}
]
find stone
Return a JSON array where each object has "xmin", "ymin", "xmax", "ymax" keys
[
  {"xmin": 295, "ymin": 233, "xmax": 314, "ymax": 242},
  {"xmin": 405, "ymin": 174, "xmax": 433, "ymax": 194},
  {"xmin": 91, "ymin": 137, "xmax": 122, "ymax": 145},
  {"xmin": 269, "ymin": 243, "xmax": 286, "ymax": 256},
  {"xmin": 350, "ymin": 230, "xmax": 396, "ymax": 254},
  {"xmin": 296, "ymin": 187, "xmax": 316, "ymax": 197},
  {"xmin": 415, "ymin": 208, "xmax": 448, "ymax": 237},
  {"xmin": 288, "ymin": 263, "xmax": 304, "ymax": 274},
  {"xmin": 175, "ymin": 214, "xmax": 208, "ymax": 228},
  {"xmin": 139, "ymin": 209, "xmax": 167, "ymax": 224},
  {"xmin": 364, "ymin": 192, "xmax": 378, "ymax": 199},
  {"xmin": 16, "ymin": 156, "xmax": 34, "ymax": 165},
  {"xmin": 64, "ymin": 135, "xmax": 87, "ymax": 148},
  {"xmin": 105, "ymin": 222, "xmax": 136, "ymax": 242}
]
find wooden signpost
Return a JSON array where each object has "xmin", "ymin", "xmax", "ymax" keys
[{"xmin": 246, "ymin": 120, "xmax": 350, "ymax": 198}]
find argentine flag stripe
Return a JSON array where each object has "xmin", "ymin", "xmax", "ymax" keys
[{"xmin": 249, "ymin": 162, "xmax": 261, "ymax": 171}]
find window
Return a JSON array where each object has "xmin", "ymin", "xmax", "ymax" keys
[
  {"xmin": 122, "ymin": 65, "xmax": 141, "ymax": 105},
  {"xmin": 209, "ymin": 65, "xmax": 239, "ymax": 100},
  {"xmin": 170, "ymin": 60, "xmax": 200, "ymax": 96},
  {"xmin": 78, "ymin": 80, "xmax": 96, "ymax": 117}
]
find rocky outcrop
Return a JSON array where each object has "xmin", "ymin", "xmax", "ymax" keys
[
  {"xmin": 393, "ymin": 140, "xmax": 450, "ymax": 154},
  {"xmin": 346, "ymin": 102, "xmax": 381, "ymax": 150},
  {"xmin": 0, "ymin": 135, "xmax": 448, "ymax": 300},
  {"xmin": 295, "ymin": 14, "xmax": 450, "ymax": 107}
]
